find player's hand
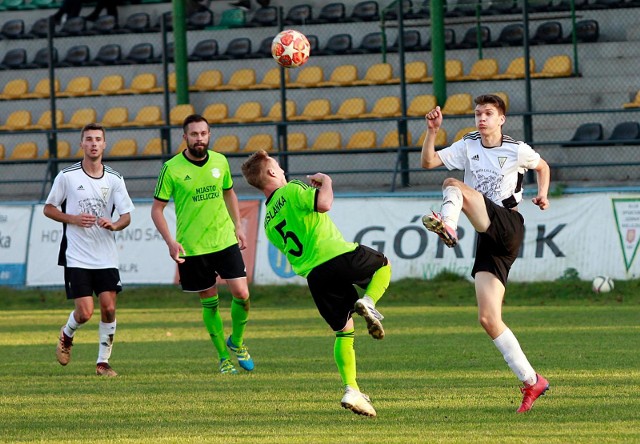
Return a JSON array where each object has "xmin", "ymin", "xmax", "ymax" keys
[
  {"xmin": 97, "ymin": 217, "xmax": 115, "ymax": 231},
  {"xmin": 236, "ymin": 228, "xmax": 247, "ymax": 250},
  {"xmin": 307, "ymin": 173, "xmax": 328, "ymax": 188},
  {"xmin": 168, "ymin": 240, "xmax": 186, "ymax": 264},
  {"xmin": 76, "ymin": 213, "xmax": 97, "ymax": 228},
  {"xmin": 532, "ymin": 196, "xmax": 549, "ymax": 210},
  {"xmin": 425, "ymin": 106, "xmax": 443, "ymax": 130}
]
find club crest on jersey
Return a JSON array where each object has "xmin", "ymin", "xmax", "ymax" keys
[
  {"xmin": 101, "ymin": 187, "xmax": 109, "ymax": 200},
  {"xmin": 211, "ymin": 168, "xmax": 221, "ymax": 178},
  {"xmin": 498, "ymin": 157, "xmax": 507, "ymax": 168}
]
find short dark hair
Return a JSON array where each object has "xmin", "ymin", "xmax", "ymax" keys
[
  {"xmin": 474, "ymin": 94, "xmax": 506, "ymax": 115},
  {"xmin": 182, "ymin": 114, "xmax": 209, "ymax": 133},
  {"xmin": 80, "ymin": 123, "xmax": 105, "ymax": 141}
]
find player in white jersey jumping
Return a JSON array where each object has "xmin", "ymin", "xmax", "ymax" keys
[
  {"xmin": 420, "ymin": 94, "xmax": 551, "ymax": 413},
  {"xmin": 44, "ymin": 123, "xmax": 134, "ymax": 377}
]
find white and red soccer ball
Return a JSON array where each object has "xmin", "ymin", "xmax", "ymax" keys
[
  {"xmin": 591, "ymin": 275, "xmax": 614, "ymax": 293},
  {"xmin": 271, "ymin": 29, "xmax": 310, "ymax": 69}
]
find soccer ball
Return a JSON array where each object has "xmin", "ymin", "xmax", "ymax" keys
[
  {"xmin": 271, "ymin": 29, "xmax": 310, "ymax": 69},
  {"xmin": 592, "ymin": 276, "xmax": 614, "ymax": 293}
]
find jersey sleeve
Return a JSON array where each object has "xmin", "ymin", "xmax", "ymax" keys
[
  {"xmin": 222, "ymin": 155, "xmax": 233, "ymax": 191},
  {"xmin": 153, "ymin": 163, "xmax": 173, "ymax": 202},
  {"xmin": 45, "ymin": 172, "xmax": 68, "ymax": 207},
  {"xmin": 114, "ymin": 176, "xmax": 135, "ymax": 215},
  {"xmin": 518, "ymin": 142, "xmax": 541, "ymax": 170},
  {"xmin": 436, "ymin": 139, "xmax": 467, "ymax": 171}
]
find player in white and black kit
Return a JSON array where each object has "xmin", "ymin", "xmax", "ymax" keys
[
  {"xmin": 420, "ymin": 94, "xmax": 551, "ymax": 413},
  {"xmin": 44, "ymin": 123, "xmax": 134, "ymax": 377}
]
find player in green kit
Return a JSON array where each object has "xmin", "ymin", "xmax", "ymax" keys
[
  {"xmin": 241, "ymin": 150, "xmax": 391, "ymax": 417},
  {"xmin": 151, "ymin": 114, "xmax": 253, "ymax": 375}
]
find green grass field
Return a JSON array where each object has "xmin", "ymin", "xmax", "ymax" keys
[{"xmin": 1, "ymin": 277, "xmax": 639, "ymax": 443}]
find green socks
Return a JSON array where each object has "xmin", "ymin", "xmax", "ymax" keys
[
  {"xmin": 200, "ymin": 296, "xmax": 229, "ymax": 360},
  {"xmin": 364, "ymin": 263, "xmax": 391, "ymax": 304},
  {"xmin": 334, "ymin": 329, "xmax": 358, "ymax": 391},
  {"xmin": 230, "ymin": 296, "xmax": 250, "ymax": 347}
]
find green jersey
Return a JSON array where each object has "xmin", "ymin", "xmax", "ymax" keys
[
  {"xmin": 154, "ymin": 150, "xmax": 237, "ymax": 256},
  {"xmin": 264, "ymin": 180, "xmax": 357, "ymax": 278}
]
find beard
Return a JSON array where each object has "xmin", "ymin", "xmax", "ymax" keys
[{"xmin": 187, "ymin": 140, "xmax": 209, "ymax": 159}]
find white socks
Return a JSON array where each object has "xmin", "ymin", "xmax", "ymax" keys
[
  {"xmin": 493, "ymin": 328, "xmax": 537, "ymax": 385},
  {"xmin": 97, "ymin": 320, "xmax": 116, "ymax": 364},
  {"xmin": 63, "ymin": 311, "xmax": 81, "ymax": 338},
  {"xmin": 441, "ymin": 186, "xmax": 463, "ymax": 230}
]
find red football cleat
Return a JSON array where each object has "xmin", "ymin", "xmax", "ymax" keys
[{"xmin": 517, "ymin": 373, "xmax": 549, "ymax": 413}]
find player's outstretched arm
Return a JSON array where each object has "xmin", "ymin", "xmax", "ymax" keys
[{"xmin": 421, "ymin": 106, "xmax": 445, "ymax": 170}]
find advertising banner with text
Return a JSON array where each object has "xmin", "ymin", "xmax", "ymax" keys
[
  {"xmin": 254, "ymin": 194, "xmax": 640, "ymax": 284},
  {"xmin": 0, "ymin": 205, "xmax": 32, "ymax": 286},
  {"xmin": 25, "ymin": 201, "xmax": 260, "ymax": 287}
]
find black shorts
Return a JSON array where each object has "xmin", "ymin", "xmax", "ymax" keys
[
  {"xmin": 306, "ymin": 245, "xmax": 388, "ymax": 332},
  {"xmin": 472, "ymin": 196, "xmax": 525, "ymax": 286},
  {"xmin": 64, "ymin": 267, "xmax": 122, "ymax": 300},
  {"xmin": 177, "ymin": 244, "xmax": 246, "ymax": 292}
]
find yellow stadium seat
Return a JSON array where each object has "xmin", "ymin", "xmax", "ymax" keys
[
  {"xmin": 202, "ymin": 103, "xmax": 228, "ymax": 123},
  {"xmin": 243, "ymin": 133, "xmax": 273, "ymax": 152},
  {"xmin": 86, "ymin": 74, "xmax": 125, "ymax": 96},
  {"xmin": 216, "ymin": 68, "xmax": 256, "ymax": 91},
  {"xmin": 317, "ymin": 64, "xmax": 358, "ymax": 87},
  {"xmin": 0, "ymin": 110, "xmax": 32, "ymax": 131},
  {"xmin": 324, "ymin": 97, "xmax": 366, "ymax": 120},
  {"xmin": 57, "ymin": 76, "xmax": 93, "ymax": 98},
  {"xmin": 9, "ymin": 142, "xmax": 38, "ymax": 160},
  {"xmin": 345, "ymin": 130, "xmax": 377, "ymax": 149},
  {"xmin": 425, "ymin": 59, "xmax": 464, "ymax": 82},
  {"xmin": 0, "ymin": 78, "xmax": 29, "ymax": 100},
  {"xmin": 58, "ymin": 108, "xmax": 98, "ymax": 129},
  {"xmin": 381, "ymin": 130, "xmax": 412, "ymax": 148},
  {"xmin": 221, "ymin": 101, "xmax": 262, "ymax": 123},
  {"xmin": 460, "ymin": 58, "xmax": 499, "ymax": 81},
  {"xmin": 454, "ymin": 126, "xmax": 478, "ymax": 142},
  {"xmin": 407, "ymin": 94, "xmax": 437, "ymax": 117},
  {"xmin": 530, "ymin": 55, "xmax": 572, "ymax": 78},
  {"xmin": 121, "ymin": 105, "xmax": 163, "ymax": 127},
  {"xmin": 249, "ymin": 67, "xmax": 289, "ymax": 90},
  {"xmin": 255, "ymin": 100, "xmax": 297, "ymax": 122},
  {"xmin": 169, "ymin": 104, "xmax": 196, "ymax": 126},
  {"xmin": 99, "ymin": 107, "xmax": 129, "ymax": 128},
  {"xmin": 287, "ymin": 132, "xmax": 307, "ymax": 151},
  {"xmin": 109, "ymin": 139, "xmax": 137, "ymax": 157},
  {"xmin": 352, "ymin": 63, "xmax": 393, "ymax": 86},
  {"xmin": 623, "ymin": 91, "xmax": 640, "ymax": 109},
  {"xmin": 441, "ymin": 93, "xmax": 473, "ymax": 115},
  {"xmin": 42, "ymin": 140, "xmax": 72, "ymax": 159},
  {"xmin": 27, "ymin": 110, "xmax": 64, "ymax": 130},
  {"xmin": 287, "ymin": 66, "xmax": 324, "ymax": 88},
  {"xmin": 360, "ymin": 96, "xmax": 401, "ymax": 118},
  {"xmin": 311, "ymin": 131, "xmax": 341, "ymax": 150},
  {"xmin": 492, "ymin": 57, "xmax": 535, "ymax": 80},
  {"xmin": 289, "ymin": 99, "xmax": 331, "ymax": 121},
  {"xmin": 150, "ymin": 72, "xmax": 177, "ymax": 93},
  {"xmin": 416, "ymin": 129, "xmax": 448, "ymax": 148},
  {"xmin": 189, "ymin": 70, "xmax": 223, "ymax": 92},
  {"xmin": 213, "ymin": 134, "xmax": 240, "ymax": 153},
  {"xmin": 116, "ymin": 73, "xmax": 158, "ymax": 95},
  {"xmin": 23, "ymin": 78, "xmax": 60, "ymax": 99},
  {"xmin": 0, "ymin": 143, "xmax": 4, "ymax": 160},
  {"xmin": 387, "ymin": 61, "xmax": 428, "ymax": 84},
  {"xmin": 141, "ymin": 138, "xmax": 164, "ymax": 156}
]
